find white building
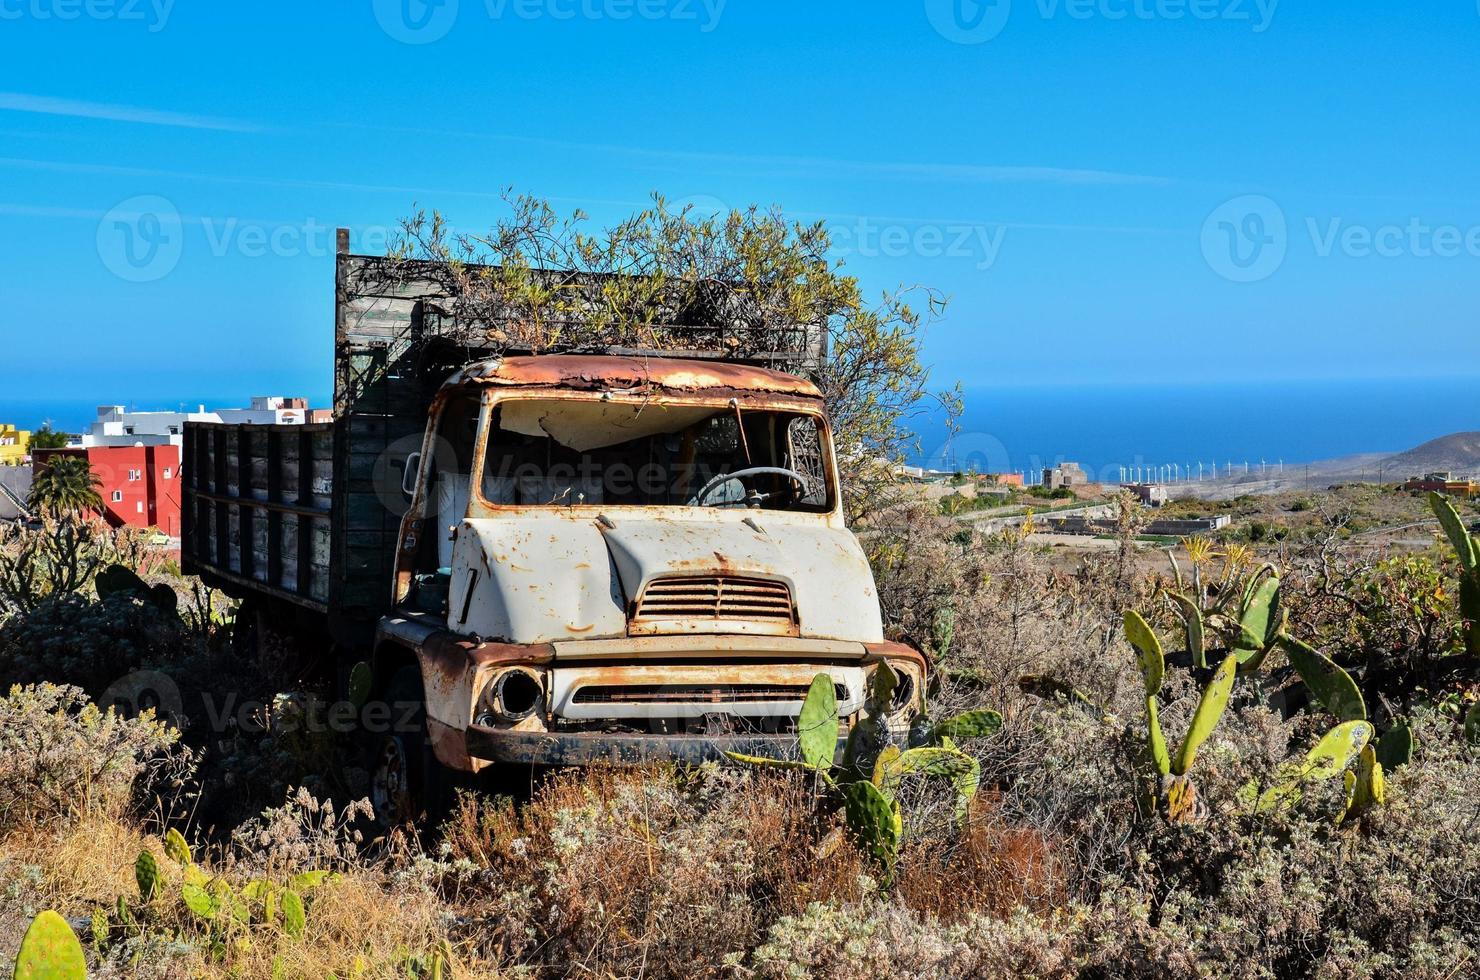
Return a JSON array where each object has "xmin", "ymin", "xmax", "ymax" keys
[{"xmin": 80, "ymin": 398, "xmax": 324, "ymax": 448}]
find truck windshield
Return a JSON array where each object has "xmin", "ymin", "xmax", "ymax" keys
[{"xmin": 479, "ymin": 398, "xmax": 832, "ymax": 512}]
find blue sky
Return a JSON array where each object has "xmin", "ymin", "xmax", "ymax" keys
[{"xmin": 3, "ymin": 1, "xmax": 1480, "ymax": 423}]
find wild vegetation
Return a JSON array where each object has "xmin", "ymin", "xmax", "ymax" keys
[
  {"xmin": 3, "ymin": 487, "xmax": 1478, "ymax": 978},
  {"xmin": 4, "ymin": 199, "xmax": 1480, "ymax": 977}
]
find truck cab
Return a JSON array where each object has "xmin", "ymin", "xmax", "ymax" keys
[{"xmin": 370, "ymin": 354, "xmax": 924, "ymax": 820}]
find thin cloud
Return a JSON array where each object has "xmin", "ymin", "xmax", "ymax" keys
[
  {"xmin": 330, "ymin": 121, "xmax": 1171, "ymax": 187},
  {"xmin": 0, "ymin": 93, "xmax": 262, "ymax": 133},
  {"xmin": 0, "ymin": 157, "xmax": 645, "ymax": 212}
]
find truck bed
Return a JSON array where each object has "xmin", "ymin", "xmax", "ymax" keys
[{"xmin": 181, "ymin": 422, "xmax": 335, "ymax": 612}]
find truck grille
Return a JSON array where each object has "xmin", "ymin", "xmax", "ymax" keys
[
  {"xmin": 573, "ymin": 682, "xmax": 845, "ymax": 706},
  {"xmin": 631, "ymin": 575, "xmax": 796, "ymax": 629}
]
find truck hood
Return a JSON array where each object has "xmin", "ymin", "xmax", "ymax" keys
[{"xmin": 448, "ymin": 513, "xmax": 883, "ymax": 645}]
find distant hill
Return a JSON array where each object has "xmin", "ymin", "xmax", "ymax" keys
[{"xmin": 1380, "ymin": 432, "xmax": 1480, "ymax": 477}]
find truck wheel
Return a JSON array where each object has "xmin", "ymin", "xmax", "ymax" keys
[{"xmin": 369, "ymin": 666, "xmax": 451, "ymax": 830}]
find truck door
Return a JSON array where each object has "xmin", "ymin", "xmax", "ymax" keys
[{"xmin": 394, "ymin": 390, "xmax": 484, "ymax": 618}]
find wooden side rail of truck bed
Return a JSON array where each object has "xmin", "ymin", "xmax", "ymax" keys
[{"xmin": 181, "ymin": 421, "xmax": 335, "ymax": 613}]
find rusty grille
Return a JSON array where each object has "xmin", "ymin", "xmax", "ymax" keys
[
  {"xmin": 632, "ymin": 575, "xmax": 795, "ymax": 626},
  {"xmin": 573, "ymin": 683, "xmax": 845, "ymax": 705}
]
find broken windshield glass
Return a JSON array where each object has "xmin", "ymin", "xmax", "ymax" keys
[{"xmin": 478, "ymin": 398, "xmax": 832, "ymax": 511}]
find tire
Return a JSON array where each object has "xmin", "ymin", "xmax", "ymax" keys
[{"xmin": 369, "ymin": 665, "xmax": 453, "ymax": 831}]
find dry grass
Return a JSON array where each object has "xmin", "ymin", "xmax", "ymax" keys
[
  {"xmin": 893, "ymin": 793, "xmax": 1064, "ymax": 923},
  {"xmin": 1, "ymin": 813, "xmax": 478, "ymax": 979}
]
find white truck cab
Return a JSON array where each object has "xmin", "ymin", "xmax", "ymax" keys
[{"xmin": 370, "ymin": 354, "xmax": 925, "ymax": 817}]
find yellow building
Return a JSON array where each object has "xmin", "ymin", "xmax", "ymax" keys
[{"xmin": 0, "ymin": 425, "xmax": 31, "ymax": 465}]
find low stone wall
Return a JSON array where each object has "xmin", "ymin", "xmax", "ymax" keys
[{"xmin": 1044, "ymin": 515, "xmax": 1229, "ymax": 536}]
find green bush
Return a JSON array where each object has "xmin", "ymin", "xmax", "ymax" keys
[
  {"xmin": 0, "ymin": 683, "xmax": 187, "ymax": 832},
  {"xmin": 0, "ymin": 592, "xmax": 185, "ymax": 696}
]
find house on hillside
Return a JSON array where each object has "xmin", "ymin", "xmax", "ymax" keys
[
  {"xmin": 33, "ymin": 445, "xmax": 182, "ymax": 537},
  {"xmin": 0, "ymin": 425, "xmax": 29, "ymax": 465},
  {"xmin": 1043, "ymin": 462, "xmax": 1089, "ymax": 490},
  {"xmin": 81, "ymin": 398, "xmax": 329, "ymax": 449},
  {"xmin": 1401, "ymin": 472, "xmax": 1479, "ymax": 498}
]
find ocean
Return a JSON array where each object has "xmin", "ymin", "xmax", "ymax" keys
[{"xmin": 908, "ymin": 376, "xmax": 1480, "ymax": 483}]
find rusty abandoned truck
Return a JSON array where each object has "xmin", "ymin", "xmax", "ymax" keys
[{"xmin": 181, "ymin": 232, "xmax": 925, "ymax": 824}]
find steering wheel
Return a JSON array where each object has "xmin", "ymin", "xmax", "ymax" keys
[{"xmin": 693, "ymin": 466, "xmax": 810, "ymax": 508}]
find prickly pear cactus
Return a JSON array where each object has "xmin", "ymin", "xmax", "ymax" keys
[
  {"xmin": 1165, "ymin": 590, "xmax": 1207, "ymax": 669},
  {"xmin": 1124, "ymin": 610, "xmax": 1165, "ymax": 696},
  {"xmin": 1430, "ymin": 492, "xmax": 1480, "ymax": 657},
  {"xmin": 163, "ymin": 828, "xmax": 192, "ymax": 866},
  {"xmin": 1280, "ymin": 635, "xmax": 1367, "ymax": 722},
  {"xmin": 1375, "ymin": 723, "xmax": 1414, "ymax": 770},
  {"xmin": 181, "ymin": 883, "xmax": 218, "ymax": 921},
  {"xmin": 932, "ymin": 710, "xmax": 1002, "ymax": 740},
  {"xmin": 929, "ymin": 605, "xmax": 956, "ymax": 660},
  {"xmin": 842, "ymin": 664, "xmax": 895, "ymax": 776},
  {"xmin": 347, "ymin": 662, "xmax": 373, "ymax": 709},
  {"xmin": 13, "ymin": 910, "xmax": 87, "ymax": 980},
  {"xmin": 1234, "ymin": 573, "xmax": 1280, "ymax": 671},
  {"xmin": 1145, "ymin": 696, "xmax": 1170, "ymax": 778},
  {"xmin": 1257, "ymin": 720, "xmax": 1374, "ymax": 812},
  {"xmin": 134, "ymin": 851, "xmax": 159, "ymax": 902},
  {"xmin": 798, "ymin": 672, "xmax": 841, "ymax": 771},
  {"xmin": 1163, "ymin": 775, "xmax": 1203, "ymax": 824},
  {"xmin": 1342, "ymin": 744, "xmax": 1386, "ymax": 822},
  {"xmin": 1173, "ymin": 654, "xmax": 1238, "ymax": 777},
  {"xmin": 281, "ymin": 889, "xmax": 306, "ymax": 940},
  {"xmin": 842, "ymin": 780, "xmax": 902, "ymax": 870}
]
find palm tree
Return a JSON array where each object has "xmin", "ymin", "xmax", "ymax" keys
[
  {"xmin": 29, "ymin": 455, "xmax": 103, "ymax": 521},
  {"xmin": 29, "ymin": 423, "xmax": 71, "ymax": 451}
]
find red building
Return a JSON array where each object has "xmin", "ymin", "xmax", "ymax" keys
[{"xmin": 33, "ymin": 445, "xmax": 182, "ymax": 537}]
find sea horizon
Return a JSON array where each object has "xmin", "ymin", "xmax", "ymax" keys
[
  {"xmin": 908, "ymin": 375, "xmax": 1480, "ymax": 482},
  {"xmin": 5, "ymin": 375, "xmax": 1477, "ymax": 485}
]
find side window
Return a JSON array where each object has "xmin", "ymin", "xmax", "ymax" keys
[
  {"xmin": 422, "ymin": 393, "xmax": 482, "ymax": 574},
  {"xmin": 787, "ymin": 416, "xmax": 828, "ymax": 507}
]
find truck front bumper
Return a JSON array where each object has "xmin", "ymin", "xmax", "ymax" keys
[{"xmin": 466, "ymin": 726, "xmax": 847, "ymax": 767}]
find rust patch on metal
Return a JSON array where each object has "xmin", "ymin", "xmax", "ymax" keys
[
  {"xmin": 451, "ymin": 354, "xmax": 822, "ymax": 399},
  {"xmin": 863, "ymin": 640, "xmax": 929, "ymax": 672}
]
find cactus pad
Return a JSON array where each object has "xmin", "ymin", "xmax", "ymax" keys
[
  {"xmin": 1123, "ymin": 609, "xmax": 1165, "ymax": 696},
  {"xmin": 797, "ymin": 673, "xmax": 840, "ymax": 771},
  {"xmin": 134, "ymin": 851, "xmax": 159, "ymax": 902},
  {"xmin": 1172, "ymin": 654, "xmax": 1238, "ymax": 777},
  {"xmin": 1280, "ymin": 635, "xmax": 1367, "ymax": 722},
  {"xmin": 13, "ymin": 910, "xmax": 87, "ymax": 980}
]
